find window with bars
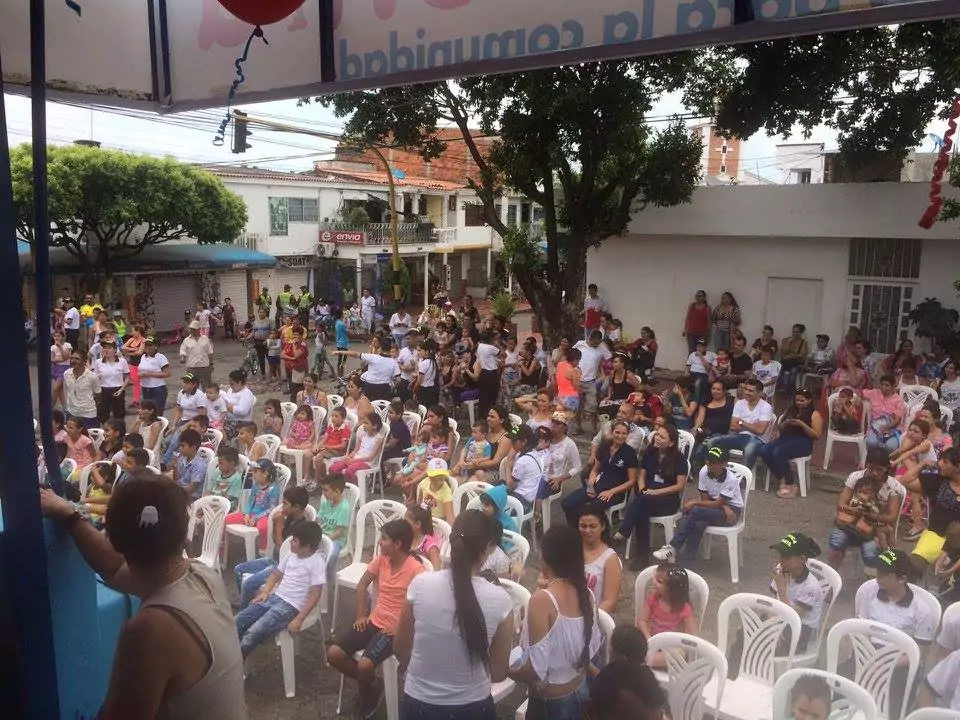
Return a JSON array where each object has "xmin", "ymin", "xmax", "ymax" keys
[
  {"xmin": 464, "ymin": 204, "xmax": 486, "ymax": 227},
  {"xmin": 848, "ymin": 238, "xmax": 921, "ymax": 279},
  {"xmin": 287, "ymin": 197, "xmax": 319, "ymax": 223},
  {"xmin": 848, "ymin": 283, "xmax": 914, "ymax": 354}
]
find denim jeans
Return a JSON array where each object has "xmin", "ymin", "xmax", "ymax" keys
[
  {"xmin": 690, "ymin": 372, "xmax": 710, "ymax": 404},
  {"xmin": 526, "ymin": 681, "xmax": 589, "ymax": 720},
  {"xmin": 708, "ymin": 433, "xmax": 765, "ymax": 468},
  {"xmin": 828, "ymin": 527, "xmax": 881, "ymax": 568},
  {"xmin": 619, "ymin": 493, "xmax": 680, "ymax": 561},
  {"xmin": 758, "ymin": 435, "xmax": 814, "ymax": 486},
  {"xmin": 235, "ymin": 593, "xmax": 299, "ymax": 657},
  {"xmin": 671, "ymin": 505, "xmax": 736, "ymax": 562},
  {"xmin": 235, "ymin": 557, "xmax": 276, "ymax": 609},
  {"xmin": 714, "ymin": 329, "xmax": 731, "ymax": 352},
  {"xmin": 778, "ymin": 366, "xmax": 802, "ymax": 392},
  {"xmin": 401, "ymin": 694, "xmax": 496, "ymax": 720},
  {"xmin": 141, "ymin": 385, "xmax": 168, "ymax": 413},
  {"xmin": 866, "ymin": 429, "xmax": 900, "ymax": 453},
  {"xmin": 161, "ymin": 422, "xmax": 188, "ymax": 467}
]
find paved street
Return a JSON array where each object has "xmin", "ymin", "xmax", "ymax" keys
[{"xmin": 32, "ymin": 337, "xmax": 866, "ymax": 719}]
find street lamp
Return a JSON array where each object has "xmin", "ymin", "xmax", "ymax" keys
[{"xmin": 231, "ymin": 110, "xmax": 404, "ymax": 300}]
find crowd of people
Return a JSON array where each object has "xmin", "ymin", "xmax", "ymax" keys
[{"xmin": 33, "ymin": 282, "xmax": 960, "ymax": 720}]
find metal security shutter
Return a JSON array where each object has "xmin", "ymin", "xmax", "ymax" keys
[
  {"xmin": 151, "ymin": 274, "xmax": 200, "ymax": 332},
  {"xmin": 270, "ymin": 267, "xmax": 309, "ymax": 300},
  {"xmin": 217, "ymin": 271, "xmax": 248, "ymax": 315}
]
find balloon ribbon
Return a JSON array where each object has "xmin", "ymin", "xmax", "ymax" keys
[{"xmin": 919, "ymin": 95, "xmax": 960, "ymax": 229}]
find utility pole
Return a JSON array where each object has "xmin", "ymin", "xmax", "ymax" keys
[{"xmin": 230, "ymin": 111, "xmax": 403, "ymax": 301}]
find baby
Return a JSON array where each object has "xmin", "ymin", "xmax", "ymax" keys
[
  {"xmin": 710, "ymin": 347, "xmax": 732, "ymax": 382},
  {"xmin": 451, "ymin": 421, "xmax": 492, "ymax": 481},
  {"xmin": 391, "ymin": 426, "xmax": 431, "ymax": 491},
  {"xmin": 836, "ymin": 477, "xmax": 893, "ymax": 551}
]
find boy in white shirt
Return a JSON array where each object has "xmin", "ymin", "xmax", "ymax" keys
[
  {"xmin": 769, "ymin": 532, "xmax": 825, "ymax": 652},
  {"xmin": 654, "ymin": 446, "xmax": 744, "ymax": 565},
  {"xmin": 752, "ymin": 344, "xmax": 782, "ymax": 399},
  {"xmin": 686, "ymin": 337, "xmax": 716, "ymax": 401},
  {"xmin": 234, "ymin": 522, "xmax": 326, "ymax": 657},
  {"xmin": 204, "ymin": 382, "xmax": 227, "ymax": 430}
]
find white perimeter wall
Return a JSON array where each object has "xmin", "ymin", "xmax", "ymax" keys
[{"xmin": 588, "ymin": 183, "xmax": 960, "ymax": 370}]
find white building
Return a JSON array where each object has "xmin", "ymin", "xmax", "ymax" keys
[
  {"xmin": 587, "ymin": 182, "xmax": 960, "ymax": 370},
  {"xmin": 775, "ymin": 142, "xmax": 825, "ymax": 185}
]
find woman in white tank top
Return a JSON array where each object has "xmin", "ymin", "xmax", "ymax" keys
[
  {"xmin": 39, "ymin": 477, "xmax": 246, "ymax": 720},
  {"xmin": 578, "ymin": 503, "xmax": 623, "ymax": 614},
  {"xmin": 508, "ymin": 526, "xmax": 601, "ymax": 720}
]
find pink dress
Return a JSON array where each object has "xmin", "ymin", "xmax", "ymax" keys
[
  {"xmin": 416, "ymin": 534, "xmax": 439, "ymax": 556},
  {"xmin": 286, "ymin": 419, "xmax": 313, "ymax": 449},
  {"xmin": 645, "ymin": 591, "xmax": 693, "ymax": 635},
  {"xmin": 65, "ymin": 435, "xmax": 95, "ymax": 470}
]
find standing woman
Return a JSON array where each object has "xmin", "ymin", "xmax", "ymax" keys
[
  {"xmin": 51, "ymin": 330, "xmax": 73, "ymax": 409},
  {"xmin": 138, "ymin": 337, "xmax": 172, "ymax": 413},
  {"xmin": 394, "ymin": 510, "xmax": 514, "ymax": 720},
  {"xmin": 63, "ymin": 351, "xmax": 102, "ymax": 430},
  {"xmin": 472, "ymin": 332, "xmax": 502, "ymax": 418},
  {"xmin": 760, "ymin": 387, "xmax": 823, "ymax": 499},
  {"xmin": 359, "ymin": 287, "xmax": 377, "ymax": 336},
  {"xmin": 221, "ymin": 370, "xmax": 257, "ymax": 442},
  {"xmin": 508, "ymin": 525, "xmax": 601, "ymax": 720},
  {"xmin": 250, "ymin": 308, "xmax": 273, "ymax": 377},
  {"xmin": 467, "ymin": 406, "xmax": 513, "ymax": 484},
  {"xmin": 578, "ymin": 503, "xmax": 623, "ymax": 614},
  {"xmin": 93, "ymin": 342, "xmax": 131, "ymax": 422},
  {"xmin": 712, "ymin": 292, "xmax": 742, "ymax": 351},
  {"xmin": 121, "ymin": 324, "xmax": 146, "ymax": 408},
  {"xmin": 612, "ymin": 424, "xmax": 688, "ymax": 567},
  {"xmin": 414, "ymin": 340, "xmax": 441, "ymax": 409},
  {"xmin": 683, "ymin": 290, "xmax": 711, "ymax": 355}
]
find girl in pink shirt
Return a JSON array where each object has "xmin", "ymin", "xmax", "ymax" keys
[
  {"xmin": 636, "ymin": 563, "xmax": 699, "ymax": 668},
  {"xmin": 63, "ymin": 416, "xmax": 96, "ymax": 471}
]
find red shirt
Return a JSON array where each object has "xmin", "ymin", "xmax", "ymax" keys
[
  {"xmin": 322, "ymin": 424, "xmax": 351, "ymax": 451},
  {"xmin": 282, "ymin": 340, "xmax": 308, "ymax": 373},
  {"xmin": 685, "ymin": 304, "xmax": 711, "ymax": 335}
]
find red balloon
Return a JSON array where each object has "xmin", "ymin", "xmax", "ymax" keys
[{"xmin": 217, "ymin": 0, "xmax": 307, "ymax": 26}]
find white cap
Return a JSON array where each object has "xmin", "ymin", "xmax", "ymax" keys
[{"xmin": 426, "ymin": 457, "xmax": 449, "ymax": 477}]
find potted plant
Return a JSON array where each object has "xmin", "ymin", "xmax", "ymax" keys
[{"xmin": 491, "ymin": 291, "xmax": 517, "ymax": 335}]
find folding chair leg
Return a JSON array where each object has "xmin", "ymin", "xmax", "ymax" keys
[
  {"xmin": 729, "ymin": 534, "xmax": 740, "ymax": 583},
  {"xmin": 331, "ymin": 584, "xmax": 341, "ymax": 634},
  {"xmin": 243, "ymin": 534, "xmax": 257, "ymax": 563},
  {"xmin": 336, "ymin": 674, "xmax": 346, "ymax": 715},
  {"xmin": 279, "ymin": 632, "xmax": 297, "ymax": 698}
]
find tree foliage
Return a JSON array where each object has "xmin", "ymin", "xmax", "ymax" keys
[
  {"xmin": 315, "ymin": 57, "xmax": 703, "ymax": 343},
  {"xmin": 685, "ymin": 21, "xmax": 960, "ymax": 158},
  {"xmin": 12, "ymin": 144, "xmax": 247, "ymax": 275}
]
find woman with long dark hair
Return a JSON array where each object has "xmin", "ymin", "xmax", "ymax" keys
[
  {"xmin": 561, "ymin": 419, "xmax": 638, "ymax": 523},
  {"xmin": 466, "ymin": 406, "xmax": 512, "ymax": 483},
  {"xmin": 394, "ymin": 510, "xmax": 514, "ymax": 720},
  {"xmin": 612, "ymin": 423, "xmax": 689, "ymax": 567},
  {"xmin": 760, "ymin": 387, "xmax": 823, "ymax": 499},
  {"xmin": 414, "ymin": 339, "xmax": 441, "ymax": 408},
  {"xmin": 578, "ymin": 503, "xmax": 622, "ymax": 614},
  {"xmin": 509, "ymin": 525, "xmax": 601, "ymax": 720},
  {"xmin": 712, "ymin": 291, "xmax": 741, "ymax": 351},
  {"xmin": 472, "ymin": 331, "xmax": 502, "ymax": 418}
]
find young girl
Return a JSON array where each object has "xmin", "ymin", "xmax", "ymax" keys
[
  {"xmin": 405, "ymin": 504, "xmax": 441, "ymax": 570},
  {"xmin": 390, "ymin": 425, "xmax": 430, "ymax": 490},
  {"xmin": 891, "ymin": 419, "xmax": 938, "ymax": 539},
  {"xmin": 327, "ymin": 412, "xmax": 384, "ymax": 483},
  {"xmin": 225, "ymin": 458, "xmax": 281, "ymax": 550},
  {"xmin": 266, "ymin": 330, "xmax": 282, "ymax": 386},
  {"xmin": 403, "ymin": 424, "xmax": 449, "ymax": 493},
  {"xmin": 63, "ymin": 417, "xmax": 96, "ymax": 472},
  {"xmin": 830, "ymin": 387, "xmax": 862, "ymax": 434},
  {"xmin": 416, "ymin": 458, "xmax": 456, "ymax": 525},
  {"xmin": 130, "ymin": 400, "xmax": 161, "ymax": 452},
  {"xmin": 313, "ymin": 324, "xmax": 336, "ymax": 379},
  {"xmin": 636, "ymin": 563, "xmax": 698, "ymax": 668},
  {"xmin": 52, "ymin": 409, "xmax": 67, "ymax": 442},
  {"xmin": 451, "ymin": 420, "xmax": 492, "ymax": 480},
  {"xmin": 99, "ymin": 418, "xmax": 126, "ymax": 460},
  {"xmin": 84, "ymin": 461, "xmax": 116, "ymax": 527},
  {"xmin": 262, "ymin": 398, "xmax": 284, "ymax": 437},
  {"xmin": 283, "ymin": 404, "xmax": 317, "ymax": 481},
  {"xmin": 51, "ymin": 330, "xmax": 73, "ymax": 408}
]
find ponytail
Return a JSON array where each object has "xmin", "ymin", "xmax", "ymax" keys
[
  {"xmin": 449, "ymin": 510, "xmax": 498, "ymax": 668},
  {"xmin": 540, "ymin": 526, "xmax": 595, "ymax": 668}
]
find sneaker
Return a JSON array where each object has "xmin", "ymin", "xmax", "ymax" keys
[
  {"xmin": 302, "ymin": 480, "xmax": 318, "ymax": 493},
  {"xmin": 652, "ymin": 545, "xmax": 675, "ymax": 562}
]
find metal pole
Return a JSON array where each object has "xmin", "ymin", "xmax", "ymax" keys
[{"xmin": 233, "ymin": 112, "xmax": 403, "ymax": 301}]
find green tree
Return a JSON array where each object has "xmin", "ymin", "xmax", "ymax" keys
[
  {"xmin": 312, "ymin": 58, "xmax": 703, "ymax": 345},
  {"xmin": 684, "ymin": 21, "xmax": 960, "ymax": 158},
  {"xmin": 12, "ymin": 144, "xmax": 247, "ymax": 279}
]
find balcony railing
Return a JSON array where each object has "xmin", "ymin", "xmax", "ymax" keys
[{"xmin": 364, "ymin": 222, "xmax": 435, "ymax": 245}]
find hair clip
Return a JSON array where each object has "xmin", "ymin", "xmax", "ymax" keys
[{"xmin": 139, "ymin": 505, "xmax": 159, "ymax": 528}]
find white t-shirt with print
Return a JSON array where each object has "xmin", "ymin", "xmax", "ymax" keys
[
  {"xmin": 769, "ymin": 569, "xmax": 825, "ymax": 630},
  {"xmin": 939, "ymin": 378, "xmax": 960, "ymax": 411},
  {"xmin": 732, "ymin": 398, "xmax": 774, "ymax": 436},
  {"xmin": 844, "ymin": 471, "xmax": 903, "ymax": 504},
  {"xmin": 397, "ymin": 346, "xmax": 418, "ymax": 382},
  {"xmin": 697, "ymin": 466, "xmax": 744, "ymax": 509},
  {"xmin": 63, "ymin": 307, "xmax": 81, "ymax": 330},
  {"xmin": 752, "ymin": 360, "xmax": 782, "ymax": 396},
  {"xmin": 204, "ymin": 395, "xmax": 228, "ymax": 424},
  {"xmin": 177, "ymin": 389, "xmax": 207, "ymax": 421},
  {"xmin": 275, "ymin": 548, "xmax": 327, "ymax": 611},
  {"xmin": 574, "ymin": 341, "xmax": 612, "ymax": 382},
  {"xmin": 687, "ymin": 351, "xmax": 717, "ymax": 375}
]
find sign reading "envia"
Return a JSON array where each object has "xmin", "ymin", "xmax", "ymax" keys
[{"xmin": 321, "ymin": 230, "xmax": 366, "ymax": 245}]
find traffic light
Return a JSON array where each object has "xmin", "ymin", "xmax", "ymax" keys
[{"xmin": 232, "ymin": 111, "xmax": 252, "ymax": 154}]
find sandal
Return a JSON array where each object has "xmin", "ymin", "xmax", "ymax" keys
[{"xmin": 777, "ymin": 486, "xmax": 798, "ymax": 499}]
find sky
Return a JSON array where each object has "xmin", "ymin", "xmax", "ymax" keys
[{"xmin": 1, "ymin": 87, "xmax": 944, "ymax": 181}]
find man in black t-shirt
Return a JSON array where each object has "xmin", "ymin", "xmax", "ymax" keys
[{"xmin": 723, "ymin": 336, "xmax": 753, "ymax": 391}]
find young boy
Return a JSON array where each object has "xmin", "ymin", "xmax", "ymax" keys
[
  {"xmin": 327, "ymin": 519, "xmax": 425, "ymax": 717},
  {"xmin": 234, "ymin": 486, "xmax": 312, "ymax": 609},
  {"xmin": 769, "ymin": 533, "xmax": 826, "ymax": 653},
  {"xmin": 752, "ymin": 344, "xmax": 782, "ymax": 399},
  {"xmin": 204, "ymin": 445, "xmax": 244, "ymax": 510},
  {"xmin": 654, "ymin": 446, "xmax": 743, "ymax": 566},
  {"xmin": 204, "ymin": 382, "xmax": 227, "ymax": 430},
  {"xmin": 319, "ymin": 474, "xmax": 352, "ymax": 607},
  {"xmin": 234, "ymin": 521, "xmax": 326, "ymax": 657},
  {"xmin": 111, "ymin": 432, "xmax": 145, "ymax": 464},
  {"xmin": 267, "ymin": 329, "xmax": 282, "ymax": 385},
  {"xmin": 806, "ymin": 334, "xmax": 835, "ymax": 377},
  {"xmin": 162, "ymin": 428, "xmax": 206, "ymax": 500},
  {"xmin": 234, "ymin": 421, "xmax": 268, "ymax": 463},
  {"xmin": 312, "ymin": 406, "xmax": 351, "ymax": 484},
  {"xmin": 114, "ymin": 447, "xmax": 155, "ymax": 489},
  {"xmin": 787, "ymin": 674, "xmax": 832, "ymax": 720}
]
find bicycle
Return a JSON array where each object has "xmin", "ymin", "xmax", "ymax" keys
[{"xmin": 240, "ymin": 338, "xmax": 260, "ymax": 379}]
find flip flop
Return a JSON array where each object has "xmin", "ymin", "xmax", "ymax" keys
[{"xmin": 777, "ymin": 486, "xmax": 798, "ymax": 499}]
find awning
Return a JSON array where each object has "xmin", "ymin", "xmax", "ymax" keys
[
  {"xmin": 434, "ymin": 244, "xmax": 493, "ymax": 254},
  {"xmin": 17, "ymin": 241, "xmax": 278, "ymax": 275}
]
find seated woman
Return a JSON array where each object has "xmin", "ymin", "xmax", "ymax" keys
[
  {"xmin": 597, "ymin": 352, "xmax": 642, "ymax": 423},
  {"xmin": 665, "ymin": 377, "xmax": 699, "ymax": 430},
  {"xmin": 561, "ymin": 420, "xmax": 638, "ymax": 524},
  {"xmin": 612, "ymin": 424, "xmax": 688, "ymax": 568},
  {"xmin": 578, "ymin": 503, "xmax": 623, "ymax": 614},
  {"xmin": 863, "ymin": 374, "xmax": 906, "ymax": 453},
  {"xmin": 759, "ymin": 387, "xmax": 823, "ymax": 500},
  {"xmin": 691, "ymin": 380, "xmax": 734, "ymax": 465},
  {"xmin": 881, "ymin": 339, "xmax": 922, "ymax": 376},
  {"xmin": 515, "ymin": 390, "xmax": 555, "ymax": 432},
  {"xmin": 899, "ymin": 447, "xmax": 960, "ymax": 577}
]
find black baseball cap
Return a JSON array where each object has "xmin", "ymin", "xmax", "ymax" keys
[
  {"xmin": 771, "ymin": 532, "xmax": 821, "ymax": 558},
  {"xmin": 705, "ymin": 446, "xmax": 728, "ymax": 463},
  {"xmin": 876, "ymin": 549, "xmax": 914, "ymax": 577}
]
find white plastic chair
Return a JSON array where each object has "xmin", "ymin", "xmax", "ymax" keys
[
  {"xmin": 780, "ymin": 558, "xmax": 842, "ymax": 670},
  {"xmin": 327, "ymin": 394, "xmax": 345, "ymax": 411},
  {"xmin": 280, "ymin": 401, "xmax": 298, "ymax": 438},
  {"xmin": 826, "ymin": 618, "xmax": 921, "ymax": 720},
  {"xmin": 323, "ymin": 423, "xmax": 360, "ymax": 475},
  {"xmin": 203, "ymin": 428, "xmax": 224, "ymax": 453},
  {"xmin": 354, "ymin": 428, "xmax": 390, "ymax": 504},
  {"xmin": 502, "ymin": 530, "xmax": 530, "ymax": 582},
  {"xmin": 764, "ymin": 454, "xmax": 813, "ymax": 497},
  {"xmin": 508, "ymin": 413, "xmax": 523, "ymax": 430},
  {"xmin": 492, "ymin": 579, "xmax": 531, "ymax": 706},
  {"xmin": 431, "ymin": 518, "xmax": 451, "ymax": 569},
  {"xmin": 256, "ymin": 433, "xmax": 282, "ymax": 462},
  {"xmin": 543, "ymin": 466, "xmax": 581, "ymax": 534},
  {"xmin": 452, "ymin": 480, "xmax": 492, "ymax": 516},
  {"xmin": 87, "ymin": 427, "xmax": 105, "ymax": 451},
  {"xmin": 370, "ymin": 399, "xmax": 390, "ymax": 421},
  {"xmin": 259, "ymin": 504, "xmax": 318, "ymax": 561},
  {"xmin": 634, "ymin": 565, "xmax": 710, "ymax": 628},
  {"xmin": 703, "ymin": 593, "xmax": 802, "ymax": 720},
  {"xmin": 149, "ymin": 416, "xmax": 169, "ymax": 462},
  {"xmin": 900, "ymin": 385, "xmax": 938, "ymax": 406},
  {"xmin": 773, "ymin": 668, "xmax": 878, "ymax": 720},
  {"xmin": 906, "ymin": 402, "xmax": 954, "ymax": 432},
  {"xmin": 275, "ymin": 533, "xmax": 331, "ymax": 697},
  {"xmin": 195, "ymin": 445, "xmax": 215, "ymax": 470},
  {"xmin": 417, "ymin": 404, "xmax": 427, "ymax": 420},
  {"xmin": 278, "ymin": 407, "xmax": 325, "ymax": 487},
  {"xmin": 206, "ymin": 452, "xmax": 250, "ymax": 505},
  {"xmin": 903, "ymin": 711, "xmax": 960, "ymax": 720},
  {"xmin": 678, "ymin": 429, "xmax": 695, "ymax": 466},
  {"xmin": 76, "ymin": 460, "xmax": 117, "ymax": 499},
  {"xmin": 647, "ymin": 632, "xmax": 727, "ymax": 720},
  {"xmin": 338, "ymin": 482, "xmax": 362, "ymax": 563},
  {"xmin": 824, "ymin": 392, "xmax": 870, "ymax": 470},
  {"xmin": 185, "ymin": 495, "xmax": 230, "ymax": 570},
  {"xmin": 331, "ymin": 499, "xmax": 407, "ymax": 630},
  {"xmin": 701, "ymin": 462, "xmax": 753, "ymax": 583},
  {"xmin": 401, "ymin": 410, "xmax": 422, "ymax": 439},
  {"xmin": 465, "ymin": 493, "xmax": 527, "ymax": 538}
]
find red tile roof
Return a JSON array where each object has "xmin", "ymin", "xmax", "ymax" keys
[{"xmin": 313, "ymin": 168, "xmax": 467, "ymax": 191}]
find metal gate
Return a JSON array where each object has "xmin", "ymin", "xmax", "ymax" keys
[{"xmin": 848, "ymin": 282, "xmax": 914, "ymax": 354}]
